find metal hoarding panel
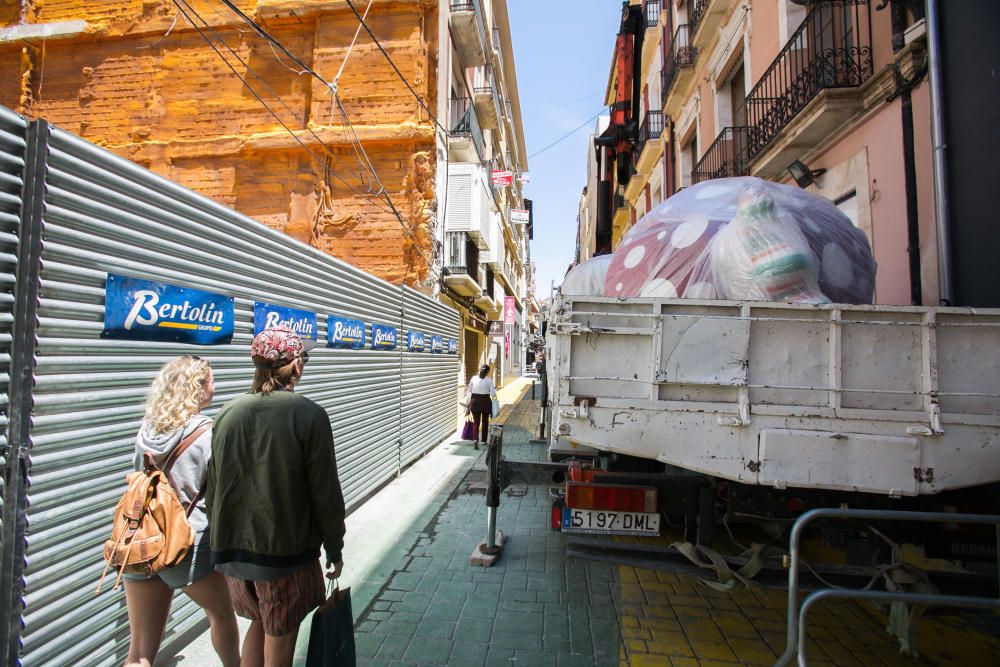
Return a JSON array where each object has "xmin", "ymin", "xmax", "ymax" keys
[
  {"xmin": 0, "ymin": 106, "xmax": 26, "ymax": 664},
  {"xmin": 400, "ymin": 287, "xmax": 460, "ymax": 466},
  {"xmin": 14, "ymin": 123, "xmax": 453, "ymax": 665}
]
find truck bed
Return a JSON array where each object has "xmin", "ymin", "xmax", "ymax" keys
[{"xmin": 547, "ymin": 297, "xmax": 1000, "ymax": 496}]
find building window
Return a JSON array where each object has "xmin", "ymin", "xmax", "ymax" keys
[
  {"xmin": 835, "ymin": 190, "xmax": 859, "ymax": 228},
  {"xmin": 679, "ymin": 132, "xmax": 698, "ymax": 188}
]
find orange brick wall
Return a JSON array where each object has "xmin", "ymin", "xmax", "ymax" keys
[{"xmin": 0, "ymin": 0, "xmax": 438, "ymax": 286}]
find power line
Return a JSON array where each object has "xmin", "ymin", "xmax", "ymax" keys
[
  {"xmin": 527, "ymin": 109, "xmax": 606, "ymax": 160},
  {"xmin": 171, "ymin": 0, "xmax": 440, "ymax": 280}
]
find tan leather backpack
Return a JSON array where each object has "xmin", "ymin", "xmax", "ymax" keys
[{"xmin": 96, "ymin": 421, "xmax": 210, "ymax": 593}]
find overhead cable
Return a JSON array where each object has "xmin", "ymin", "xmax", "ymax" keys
[{"xmin": 171, "ymin": 0, "xmax": 441, "ymax": 280}]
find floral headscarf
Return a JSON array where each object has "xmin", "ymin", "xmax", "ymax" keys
[{"xmin": 250, "ymin": 326, "xmax": 304, "ymax": 369}]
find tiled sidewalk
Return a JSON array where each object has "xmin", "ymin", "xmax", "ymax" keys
[{"xmin": 351, "ymin": 396, "xmax": 1000, "ymax": 667}]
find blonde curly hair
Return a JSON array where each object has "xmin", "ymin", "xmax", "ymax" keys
[{"xmin": 143, "ymin": 356, "xmax": 212, "ymax": 434}]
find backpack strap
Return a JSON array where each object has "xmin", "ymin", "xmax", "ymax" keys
[
  {"xmin": 161, "ymin": 420, "xmax": 212, "ymax": 475},
  {"xmin": 157, "ymin": 420, "xmax": 212, "ymax": 515}
]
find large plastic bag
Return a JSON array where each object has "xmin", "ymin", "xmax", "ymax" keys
[
  {"xmin": 562, "ymin": 254, "xmax": 613, "ymax": 296},
  {"xmin": 603, "ymin": 177, "xmax": 875, "ymax": 304}
]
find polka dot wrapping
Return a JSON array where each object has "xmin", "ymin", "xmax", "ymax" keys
[{"xmin": 600, "ymin": 177, "xmax": 875, "ymax": 304}]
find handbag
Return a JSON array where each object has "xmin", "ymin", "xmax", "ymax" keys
[
  {"xmin": 491, "ymin": 398, "xmax": 500, "ymax": 419},
  {"xmin": 461, "ymin": 418, "xmax": 476, "ymax": 441},
  {"xmin": 306, "ymin": 583, "xmax": 356, "ymax": 667}
]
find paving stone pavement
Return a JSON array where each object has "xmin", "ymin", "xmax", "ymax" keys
[{"xmin": 351, "ymin": 397, "xmax": 1000, "ymax": 667}]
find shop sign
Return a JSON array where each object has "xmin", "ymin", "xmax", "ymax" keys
[
  {"xmin": 406, "ymin": 331, "xmax": 425, "ymax": 352},
  {"xmin": 255, "ymin": 302, "xmax": 318, "ymax": 348},
  {"xmin": 103, "ymin": 273, "xmax": 234, "ymax": 345},
  {"xmin": 371, "ymin": 323, "xmax": 397, "ymax": 350},
  {"xmin": 327, "ymin": 315, "xmax": 366, "ymax": 349}
]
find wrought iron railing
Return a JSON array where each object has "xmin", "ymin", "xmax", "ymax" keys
[
  {"xmin": 614, "ymin": 183, "xmax": 627, "ymax": 211},
  {"xmin": 689, "ymin": 0, "xmax": 708, "ymax": 36},
  {"xmin": 645, "ymin": 0, "xmax": 662, "ymax": 28},
  {"xmin": 692, "ymin": 126, "xmax": 749, "ymax": 183},
  {"xmin": 449, "ymin": 97, "xmax": 484, "ymax": 158},
  {"xmin": 445, "ymin": 231, "xmax": 480, "ymax": 279},
  {"xmin": 638, "ymin": 110, "xmax": 664, "ymax": 150},
  {"xmin": 745, "ymin": 0, "xmax": 873, "ymax": 159},
  {"xmin": 663, "ymin": 24, "xmax": 697, "ymax": 99}
]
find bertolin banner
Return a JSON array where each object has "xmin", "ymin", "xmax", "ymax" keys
[
  {"xmin": 254, "ymin": 302, "xmax": 318, "ymax": 349},
  {"xmin": 448, "ymin": 338, "xmax": 458, "ymax": 354},
  {"xmin": 406, "ymin": 331, "xmax": 424, "ymax": 352},
  {"xmin": 102, "ymin": 274, "xmax": 234, "ymax": 345},
  {"xmin": 430, "ymin": 335, "xmax": 444, "ymax": 354},
  {"xmin": 328, "ymin": 315, "xmax": 366, "ymax": 349},
  {"xmin": 371, "ymin": 323, "xmax": 397, "ymax": 350}
]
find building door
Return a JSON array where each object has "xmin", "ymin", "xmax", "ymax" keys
[{"xmin": 463, "ymin": 329, "xmax": 479, "ymax": 383}]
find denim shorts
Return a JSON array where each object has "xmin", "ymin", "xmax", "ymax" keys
[{"xmin": 122, "ymin": 531, "xmax": 214, "ymax": 590}]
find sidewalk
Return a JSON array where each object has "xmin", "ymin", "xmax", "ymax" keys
[
  {"xmin": 165, "ymin": 376, "xmax": 535, "ymax": 666},
  {"xmin": 166, "ymin": 380, "xmax": 999, "ymax": 666}
]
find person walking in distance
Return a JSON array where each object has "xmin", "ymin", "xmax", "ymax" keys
[
  {"xmin": 124, "ymin": 356, "xmax": 240, "ymax": 667},
  {"xmin": 207, "ymin": 327, "xmax": 346, "ymax": 667},
  {"xmin": 468, "ymin": 364, "xmax": 498, "ymax": 447}
]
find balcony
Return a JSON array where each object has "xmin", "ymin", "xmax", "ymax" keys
[
  {"xmin": 662, "ymin": 25, "xmax": 697, "ymax": 116},
  {"xmin": 692, "ymin": 127, "xmax": 749, "ymax": 183},
  {"xmin": 445, "ymin": 162, "xmax": 494, "ymax": 249},
  {"xmin": 472, "ymin": 65, "xmax": 501, "ymax": 129},
  {"xmin": 448, "ymin": 97, "xmax": 484, "ymax": 162},
  {"xmin": 612, "ymin": 183, "xmax": 630, "ymax": 247},
  {"xmin": 449, "ymin": 0, "xmax": 488, "ymax": 67},
  {"xmin": 689, "ymin": 0, "xmax": 729, "ymax": 51},
  {"xmin": 641, "ymin": 0, "xmax": 663, "ymax": 82},
  {"xmin": 746, "ymin": 0, "xmax": 874, "ymax": 177},
  {"xmin": 645, "ymin": 0, "xmax": 662, "ymax": 28},
  {"xmin": 444, "ymin": 232, "xmax": 482, "ymax": 297},
  {"xmin": 634, "ymin": 109, "xmax": 664, "ymax": 174}
]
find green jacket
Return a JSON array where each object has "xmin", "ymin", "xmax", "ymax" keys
[{"xmin": 206, "ymin": 390, "xmax": 346, "ymax": 567}]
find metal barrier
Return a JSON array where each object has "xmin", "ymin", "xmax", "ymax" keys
[{"xmin": 775, "ymin": 507, "xmax": 1000, "ymax": 666}]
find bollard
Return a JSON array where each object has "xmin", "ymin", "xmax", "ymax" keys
[
  {"xmin": 531, "ymin": 380, "xmax": 536, "ymax": 400},
  {"xmin": 470, "ymin": 424, "xmax": 507, "ymax": 565}
]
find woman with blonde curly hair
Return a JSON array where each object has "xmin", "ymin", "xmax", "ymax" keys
[{"xmin": 123, "ymin": 356, "xmax": 239, "ymax": 667}]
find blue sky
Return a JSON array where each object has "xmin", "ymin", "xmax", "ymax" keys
[{"xmin": 508, "ymin": 2, "xmax": 623, "ymax": 300}]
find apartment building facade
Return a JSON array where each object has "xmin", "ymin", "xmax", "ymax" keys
[
  {"xmin": 582, "ymin": 0, "xmax": 940, "ymax": 306},
  {"xmin": 0, "ymin": 0, "xmax": 530, "ymax": 384},
  {"xmin": 436, "ymin": 0, "xmax": 530, "ymax": 385}
]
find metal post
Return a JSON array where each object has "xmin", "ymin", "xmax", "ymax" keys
[
  {"xmin": 925, "ymin": 0, "xmax": 953, "ymax": 305},
  {"xmin": 482, "ymin": 424, "xmax": 504, "ymax": 555},
  {"xmin": 1, "ymin": 118, "xmax": 48, "ymax": 667}
]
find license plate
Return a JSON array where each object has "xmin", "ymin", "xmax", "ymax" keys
[{"xmin": 561, "ymin": 508, "xmax": 660, "ymax": 536}]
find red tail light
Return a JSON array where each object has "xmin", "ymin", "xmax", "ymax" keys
[{"xmin": 566, "ymin": 482, "xmax": 657, "ymax": 513}]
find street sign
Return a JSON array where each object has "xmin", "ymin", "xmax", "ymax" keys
[{"xmin": 492, "ymin": 170, "xmax": 513, "ymax": 186}]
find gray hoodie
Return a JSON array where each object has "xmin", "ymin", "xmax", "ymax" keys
[{"xmin": 133, "ymin": 415, "xmax": 212, "ymax": 535}]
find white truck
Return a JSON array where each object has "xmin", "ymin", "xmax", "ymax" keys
[{"xmin": 545, "ymin": 294, "xmax": 1000, "ymax": 559}]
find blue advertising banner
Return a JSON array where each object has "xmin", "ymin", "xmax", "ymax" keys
[
  {"xmin": 328, "ymin": 315, "xmax": 366, "ymax": 349},
  {"xmin": 371, "ymin": 323, "xmax": 397, "ymax": 350},
  {"xmin": 430, "ymin": 335, "xmax": 443, "ymax": 354},
  {"xmin": 254, "ymin": 302, "xmax": 318, "ymax": 347},
  {"xmin": 448, "ymin": 338, "xmax": 458, "ymax": 354},
  {"xmin": 102, "ymin": 274, "xmax": 234, "ymax": 345},
  {"xmin": 406, "ymin": 331, "xmax": 425, "ymax": 352}
]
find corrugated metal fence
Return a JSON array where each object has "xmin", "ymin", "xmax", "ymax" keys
[{"xmin": 0, "ymin": 111, "xmax": 459, "ymax": 666}]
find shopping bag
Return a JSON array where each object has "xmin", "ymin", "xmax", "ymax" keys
[
  {"xmin": 306, "ymin": 584, "xmax": 356, "ymax": 667},
  {"xmin": 461, "ymin": 419, "xmax": 476, "ymax": 441},
  {"xmin": 491, "ymin": 399, "xmax": 500, "ymax": 419}
]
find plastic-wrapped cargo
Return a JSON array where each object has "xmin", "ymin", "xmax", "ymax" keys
[
  {"xmin": 562, "ymin": 254, "xmax": 613, "ymax": 296},
  {"xmin": 603, "ymin": 177, "xmax": 876, "ymax": 304}
]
